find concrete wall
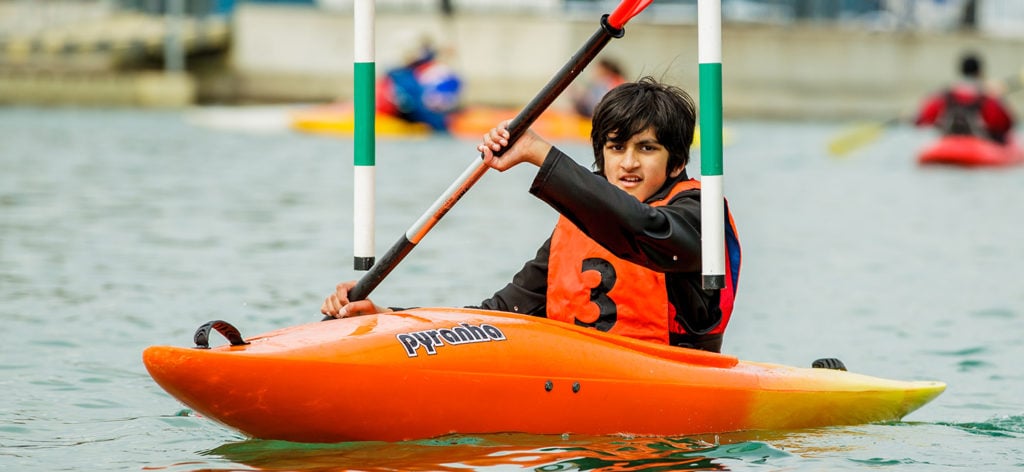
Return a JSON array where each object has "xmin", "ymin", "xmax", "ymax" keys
[
  {"xmin": 0, "ymin": 8, "xmax": 227, "ymax": 108},
  {"xmin": 228, "ymin": 3, "xmax": 1024, "ymax": 120},
  {"xmin": 0, "ymin": 71, "xmax": 196, "ymax": 107}
]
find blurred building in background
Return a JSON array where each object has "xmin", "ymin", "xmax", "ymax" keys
[
  {"xmin": 313, "ymin": 0, "xmax": 1024, "ymax": 35},
  {"xmin": 1, "ymin": 0, "xmax": 1023, "ymax": 117}
]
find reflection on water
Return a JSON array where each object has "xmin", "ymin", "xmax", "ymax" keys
[{"xmin": 202, "ymin": 433, "xmax": 794, "ymax": 471}]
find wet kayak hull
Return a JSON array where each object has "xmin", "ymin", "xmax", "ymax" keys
[
  {"xmin": 143, "ymin": 308, "xmax": 945, "ymax": 443},
  {"xmin": 917, "ymin": 135, "xmax": 1024, "ymax": 167}
]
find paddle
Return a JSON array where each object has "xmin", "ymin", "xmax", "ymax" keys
[
  {"xmin": 827, "ymin": 67, "xmax": 1024, "ymax": 157},
  {"xmin": 343, "ymin": 0, "xmax": 655, "ymax": 303},
  {"xmin": 827, "ymin": 116, "xmax": 904, "ymax": 157}
]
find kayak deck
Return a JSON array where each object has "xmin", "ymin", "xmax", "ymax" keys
[{"xmin": 143, "ymin": 308, "xmax": 945, "ymax": 443}]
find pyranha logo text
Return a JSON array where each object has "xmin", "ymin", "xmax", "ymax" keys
[{"xmin": 396, "ymin": 323, "xmax": 507, "ymax": 357}]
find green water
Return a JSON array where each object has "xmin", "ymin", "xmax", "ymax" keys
[{"xmin": 1, "ymin": 107, "xmax": 1022, "ymax": 470}]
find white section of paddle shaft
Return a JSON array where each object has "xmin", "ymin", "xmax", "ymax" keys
[{"xmin": 406, "ymin": 158, "xmax": 489, "ymax": 243}]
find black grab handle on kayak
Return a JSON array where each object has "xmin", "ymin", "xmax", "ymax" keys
[
  {"xmin": 812, "ymin": 357, "xmax": 848, "ymax": 371},
  {"xmin": 194, "ymin": 320, "xmax": 250, "ymax": 349}
]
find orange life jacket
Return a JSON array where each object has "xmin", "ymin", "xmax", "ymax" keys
[{"xmin": 546, "ymin": 179, "xmax": 740, "ymax": 344}]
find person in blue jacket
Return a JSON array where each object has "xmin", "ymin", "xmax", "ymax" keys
[{"xmin": 376, "ymin": 43, "xmax": 462, "ymax": 132}]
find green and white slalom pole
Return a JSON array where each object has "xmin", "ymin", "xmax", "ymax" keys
[
  {"xmin": 342, "ymin": 0, "xmax": 655, "ymax": 303},
  {"xmin": 698, "ymin": 0, "xmax": 725, "ymax": 290},
  {"xmin": 353, "ymin": 0, "xmax": 375, "ymax": 271}
]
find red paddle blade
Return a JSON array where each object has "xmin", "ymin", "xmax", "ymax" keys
[{"xmin": 607, "ymin": 0, "xmax": 655, "ymax": 29}]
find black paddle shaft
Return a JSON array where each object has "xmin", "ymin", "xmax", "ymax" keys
[
  {"xmin": 497, "ymin": 14, "xmax": 625, "ymax": 155},
  {"xmin": 346, "ymin": 15, "xmax": 627, "ymax": 303}
]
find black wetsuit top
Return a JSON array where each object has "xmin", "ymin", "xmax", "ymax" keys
[{"xmin": 475, "ymin": 147, "xmax": 730, "ymax": 352}]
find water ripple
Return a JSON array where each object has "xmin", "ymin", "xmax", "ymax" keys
[{"xmin": 941, "ymin": 414, "xmax": 1024, "ymax": 438}]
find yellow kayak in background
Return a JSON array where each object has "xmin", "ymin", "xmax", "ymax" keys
[{"xmin": 290, "ymin": 102, "xmax": 727, "ymax": 147}]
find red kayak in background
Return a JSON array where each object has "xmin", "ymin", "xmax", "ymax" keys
[{"xmin": 917, "ymin": 134, "xmax": 1024, "ymax": 167}]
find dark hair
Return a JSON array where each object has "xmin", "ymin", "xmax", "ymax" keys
[
  {"xmin": 589, "ymin": 76, "xmax": 696, "ymax": 176},
  {"xmin": 960, "ymin": 53, "xmax": 982, "ymax": 78}
]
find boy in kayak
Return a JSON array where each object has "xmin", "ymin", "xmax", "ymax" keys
[
  {"xmin": 915, "ymin": 52, "xmax": 1016, "ymax": 143},
  {"xmin": 323, "ymin": 77, "xmax": 741, "ymax": 353}
]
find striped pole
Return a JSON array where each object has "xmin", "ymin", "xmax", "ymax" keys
[
  {"xmin": 353, "ymin": 0, "xmax": 375, "ymax": 271},
  {"xmin": 341, "ymin": 2, "xmax": 655, "ymax": 303},
  {"xmin": 698, "ymin": 0, "xmax": 725, "ymax": 290}
]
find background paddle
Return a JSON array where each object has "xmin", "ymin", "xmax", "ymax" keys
[
  {"xmin": 827, "ymin": 116, "xmax": 904, "ymax": 157},
  {"xmin": 827, "ymin": 67, "xmax": 1024, "ymax": 157},
  {"xmin": 343, "ymin": 0, "xmax": 654, "ymax": 303}
]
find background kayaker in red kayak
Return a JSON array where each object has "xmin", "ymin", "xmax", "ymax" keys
[
  {"xmin": 914, "ymin": 52, "xmax": 1016, "ymax": 143},
  {"xmin": 323, "ymin": 77, "xmax": 741, "ymax": 353}
]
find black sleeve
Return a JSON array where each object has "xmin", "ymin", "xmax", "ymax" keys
[
  {"xmin": 529, "ymin": 147, "xmax": 702, "ymax": 273},
  {"xmin": 472, "ymin": 237, "xmax": 551, "ymax": 317}
]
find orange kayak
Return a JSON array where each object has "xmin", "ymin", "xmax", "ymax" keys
[{"xmin": 143, "ymin": 308, "xmax": 944, "ymax": 443}]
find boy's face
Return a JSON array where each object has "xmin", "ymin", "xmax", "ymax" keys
[{"xmin": 602, "ymin": 127, "xmax": 681, "ymax": 201}]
